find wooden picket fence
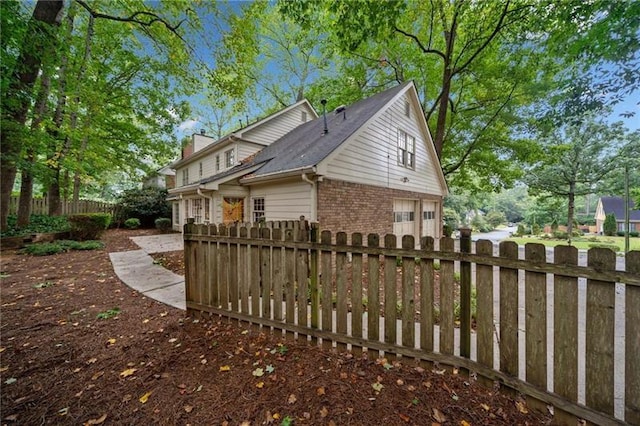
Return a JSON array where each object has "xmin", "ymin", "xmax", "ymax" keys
[
  {"xmin": 183, "ymin": 219, "xmax": 640, "ymax": 426},
  {"xmin": 7, "ymin": 196, "xmax": 114, "ymax": 215}
]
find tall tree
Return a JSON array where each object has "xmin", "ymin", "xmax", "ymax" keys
[
  {"xmin": 525, "ymin": 117, "xmax": 628, "ymax": 242},
  {"xmin": 0, "ymin": 0, "xmax": 63, "ymax": 230}
]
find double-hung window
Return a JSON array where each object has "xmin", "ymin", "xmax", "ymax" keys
[
  {"xmin": 397, "ymin": 130, "xmax": 415, "ymax": 169},
  {"xmin": 215, "ymin": 155, "xmax": 220, "ymax": 172},
  {"xmin": 182, "ymin": 169, "xmax": 189, "ymax": 185},
  {"xmin": 225, "ymin": 149, "xmax": 235, "ymax": 168},
  {"xmin": 253, "ymin": 197, "xmax": 265, "ymax": 223}
]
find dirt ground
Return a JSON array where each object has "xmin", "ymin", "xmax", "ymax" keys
[{"xmin": 0, "ymin": 228, "xmax": 551, "ymax": 425}]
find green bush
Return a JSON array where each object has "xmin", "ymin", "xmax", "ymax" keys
[
  {"xmin": 442, "ymin": 224, "xmax": 453, "ymax": 238},
  {"xmin": 603, "ymin": 213, "xmax": 617, "ymax": 236},
  {"xmin": 588, "ymin": 243, "xmax": 618, "ymax": 252},
  {"xmin": 68, "ymin": 213, "xmax": 111, "ymax": 241},
  {"xmin": 486, "ymin": 211, "xmax": 506, "ymax": 229},
  {"xmin": 154, "ymin": 217, "xmax": 172, "ymax": 232},
  {"xmin": 616, "ymin": 231, "xmax": 626, "ymax": 237},
  {"xmin": 115, "ymin": 187, "xmax": 170, "ymax": 228},
  {"xmin": 631, "ymin": 231, "xmax": 639, "ymax": 238},
  {"xmin": 124, "ymin": 218, "xmax": 141, "ymax": 229},
  {"xmin": 553, "ymin": 231, "xmax": 568, "ymax": 239},
  {"xmin": 23, "ymin": 240, "xmax": 104, "ymax": 256},
  {"xmin": 516, "ymin": 223, "xmax": 526, "ymax": 236},
  {"xmin": 1, "ymin": 214, "xmax": 70, "ymax": 238}
]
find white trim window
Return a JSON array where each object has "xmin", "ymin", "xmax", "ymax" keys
[
  {"xmin": 192, "ymin": 198, "xmax": 202, "ymax": 223},
  {"xmin": 215, "ymin": 155, "xmax": 220, "ymax": 172},
  {"xmin": 182, "ymin": 168, "xmax": 189, "ymax": 185},
  {"xmin": 397, "ymin": 129, "xmax": 415, "ymax": 169},
  {"xmin": 199, "ymin": 162, "xmax": 203, "ymax": 178},
  {"xmin": 225, "ymin": 148, "xmax": 235, "ymax": 168},
  {"xmin": 252, "ymin": 197, "xmax": 265, "ymax": 223},
  {"xmin": 204, "ymin": 198, "xmax": 210, "ymax": 222}
]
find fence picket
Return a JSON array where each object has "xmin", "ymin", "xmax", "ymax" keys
[
  {"xmin": 272, "ymin": 229, "xmax": 283, "ymax": 321},
  {"xmin": 384, "ymin": 234, "xmax": 398, "ymax": 355},
  {"xmin": 525, "ymin": 243, "xmax": 547, "ymax": 390},
  {"xmin": 351, "ymin": 233, "xmax": 364, "ymax": 356},
  {"xmin": 586, "ymin": 248, "xmax": 616, "ymax": 416},
  {"xmin": 218, "ymin": 225, "xmax": 229, "ymax": 311},
  {"xmin": 367, "ymin": 234, "xmax": 381, "ymax": 359},
  {"xmin": 229, "ymin": 226, "xmax": 239, "ymax": 314},
  {"xmin": 195, "ymin": 224, "xmax": 207, "ymax": 314},
  {"xmin": 184, "ymin": 220, "xmax": 197, "ymax": 316},
  {"xmin": 320, "ymin": 231, "xmax": 333, "ymax": 350},
  {"xmin": 336, "ymin": 232, "xmax": 348, "ymax": 352},
  {"xmin": 499, "ymin": 241, "xmax": 519, "ymax": 377},
  {"xmin": 209, "ymin": 225, "xmax": 219, "ymax": 308},
  {"xmin": 439, "ymin": 237, "xmax": 455, "ymax": 356},
  {"xmin": 553, "ymin": 245, "xmax": 579, "ymax": 424},
  {"xmin": 239, "ymin": 227, "xmax": 249, "ymax": 315},
  {"xmin": 261, "ymin": 228, "xmax": 272, "ymax": 320},
  {"xmin": 309, "ymin": 224, "xmax": 320, "ymax": 345},
  {"xmin": 475, "ymin": 240, "xmax": 494, "ymax": 376},
  {"xmin": 250, "ymin": 227, "xmax": 261, "ymax": 319},
  {"xmin": 401, "ymin": 235, "xmax": 415, "ymax": 352},
  {"xmin": 284, "ymin": 229, "xmax": 295, "ymax": 339},
  {"xmin": 296, "ymin": 222, "xmax": 309, "ymax": 337},
  {"xmin": 420, "ymin": 237, "xmax": 435, "ymax": 354},
  {"xmin": 626, "ymin": 251, "xmax": 640, "ymax": 424}
]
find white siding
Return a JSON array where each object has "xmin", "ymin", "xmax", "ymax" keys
[
  {"xmin": 193, "ymin": 134, "xmax": 216, "ymax": 152},
  {"xmin": 322, "ymin": 92, "xmax": 445, "ymax": 196},
  {"xmin": 241, "ymin": 104, "xmax": 315, "ymax": 146},
  {"xmin": 249, "ymin": 179, "xmax": 313, "ymax": 221}
]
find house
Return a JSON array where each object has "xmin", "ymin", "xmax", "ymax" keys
[
  {"xmin": 167, "ymin": 81, "xmax": 449, "ymax": 243},
  {"xmin": 594, "ymin": 196, "xmax": 640, "ymax": 233},
  {"xmin": 143, "ymin": 164, "xmax": 176, "ymax": 189}
]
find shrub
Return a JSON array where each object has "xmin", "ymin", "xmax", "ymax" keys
[
  {"xmin": 588, "ymin": 243, "xmax": 619, "ymax": 252},
  {"xmin": 516, "ymin": 223, "xmax": 526, "ymax": 236},
  {"xmin": 532, "ymin": 223, "xmax": 541, "ymax": 236},
  {"xmin": 442, "ymin": 224, "xmax": 453, "ymax": 238},
  {"xmin": 68, "ymin": 213, "xmax": 111, "ymax": 241},
  {"xmin": 1, "ymin": 214, "xmax": 70, "ymax": 238},
  {"xmin": 486, "ymin": 211, "xmax": 506, "ymax": 229},
  {"xmin": 23, "ymin": 240, "xmax": 104, "ymax": 256},
  {"xmin": 553, "ymin": 231, "xmax": 568, "ymax": 239},
  {"xmin": 603, "ymin": 213, "xmax": 617, "ymax": 236},
  {"xmin": 631, "ymin": 231, "xmax": 639, "ymax": 238},
  {"xmin": 115, "ymin": 187, "xmax": 170, "ymax": 228},
  {"xmin": 155, "ymin": 217, "xmax": 172, "ymax": 232},
  {"xmin": 616, "ymin": 231, "xmax": 626, "ymax": 237},
  {"xmin": 124, "ymin": 218, "xmax": 141, "ymax": 229}
]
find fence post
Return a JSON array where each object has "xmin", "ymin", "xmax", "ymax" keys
[{"xmin": 459, "ymin": 227, "xmax": 472, "ymax": 360}]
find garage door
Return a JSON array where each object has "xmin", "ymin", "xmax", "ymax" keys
[
  {"xmin": 393, "ymin": 199, "xmax": 417, "ymax": 245},
  {"xmin": 422, "ymin": 200, "xmax": 438, "ymax": 238}
]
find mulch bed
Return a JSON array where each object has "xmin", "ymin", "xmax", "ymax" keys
[{"xmin": 0, "ymin": 228, "xmax": 550, "ymax": 425}]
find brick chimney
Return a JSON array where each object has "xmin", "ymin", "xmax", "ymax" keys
[{"xmin": 182, "ymin": 142, "xmax": 194, "ymax": 159}]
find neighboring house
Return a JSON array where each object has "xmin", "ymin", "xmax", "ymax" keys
[
  {"xmin": 167, "ymin": 81, "xmax": 448, "ymax": 243},
  {"xmin": 594, "ymin": 196, "xmax": 640, "ymax": 233},
  {"xmin": 143, "ymin": 164, "xmax": 176, "ymax": 189}
]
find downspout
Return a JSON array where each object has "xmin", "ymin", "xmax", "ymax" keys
[
  {"xmin": 197, "ymin": 186, "xmax": 213, "ymax": 224},
  {"xmin": 301, "ymin": 173, "xmax": 316, "ymax": 222}
]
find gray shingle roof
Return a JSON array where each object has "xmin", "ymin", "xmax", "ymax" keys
[
  {"xmin": 248, "ymin": 81, "xmax": 412, "ymax": 176},
  {"xmin": 601, "ymin": 196, "xmax": 640, "ymax": 221}
]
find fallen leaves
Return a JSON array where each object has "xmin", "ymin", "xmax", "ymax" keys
[
  {"xmin": 139, "ymin": 391, "xmax": 152, "ymax": 404},
  {"xmin": 219, "ymin": 365, "xmax": 231, "ymax": 372},
  {"xmin": 287, "ymin": 393, "xmax": 297, "ymax": 404},
  {"xmin": 120, "ymin": 368, "xmax": 137, "ymax": 378},
  {"xmin": 83, "ymin": 414, "xmax": 107, "ymax": 425},
  {"xmin": 516, "ymin": 400, "xmax": 529, "ymax": 414},
  {"xmin": 252, "ymin": 367, "xmax": 264, "ymax": 377},
  {"xmin": 433, "ymin": 407, "xmax": 447, "ymax": 423}
]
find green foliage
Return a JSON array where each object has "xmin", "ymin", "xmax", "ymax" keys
[
  {"xmin": 23, "ymin": 239, "xmax": 104, "ymax": 256},
  {"xmin": 516, "ymin": 224, "xmax": 526, "ymax": 237},
  {"xmin": 154, "ymin": 217, "xmax": 172, "ymax": 232},
  {"xmin": 588, "ymin": 243, "xmax": 618, "ymax": 252},
  {"xmin": 1, "ymin": 214, "xmax": 70, "ymax": 238},
  {"xmin": 68, "ymin": 213, "xmax": 111, "ymax": 241},
  {"xmin": 115, "ymin": 187, "xmax": 170, "ymax": 228},
  {"xmin": 603, "ymin": 213, "xmax": 617, "ymax": 236},
  {"xmin": 96, "ymin": 307, "xmax": 121, "ymax": 319},
  {"xmin": 470, "ymin": 214, "xmax": 492, "ymax": 233},
  {"xmin": 442, "ymin": 224, "xmax": 453, "ymax": 238},
  {"xmin": 485, "ymin": 211, "xmax": 506, "ymax": 229},
  {"xmin": 630, "ymin": 231, "xmax": 639, "ymax": 238},
  {"xmin": 33, "ymin": 281, "xmax": 54, "ymax": 289},
  {"xmin": 124, "ymin": 218, "xmax": 141, "ymax": 229},
  {"xmin": 532, "ymin": 223, "xmax": 541, "ymax": 236}
]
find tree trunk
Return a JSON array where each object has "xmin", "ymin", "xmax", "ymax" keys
[
  {"xmin": 567, "ymin": 181, "xmax": 576, "ymax": 245},
  {"xmin": 433, "ymin": 20, "xmax": 457, "ymax": 159},
  {"xmin": 0, "ymin": 0, "xmax": 64, "ymax": 230},
  {"xmin": 17, "ymin": 71, "xmax": 52, "ymax": 227}
]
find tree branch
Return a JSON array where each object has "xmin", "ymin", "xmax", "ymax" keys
[{"xmin": 393, "ymin": 26, "xmax": 446, "ymax": 60}]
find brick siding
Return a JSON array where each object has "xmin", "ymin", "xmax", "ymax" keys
[{"xmin": 316, "ymin": 178, "xmax": 442, "ymax": 242}]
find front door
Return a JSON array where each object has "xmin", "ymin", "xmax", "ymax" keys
[{"xmin": 223, "ymin": 197, "xmax": 244, "ymax": 224}]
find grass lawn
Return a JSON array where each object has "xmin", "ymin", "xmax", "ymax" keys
[{"xmin": 502, "ymin": 235, "xmax": 640, "ymax": 252}]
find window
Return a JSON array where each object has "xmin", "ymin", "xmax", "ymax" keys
[
  {"xmin": 215, "ymin": 155, "xmax": 220, "ymax": 172},
  {"xmin": 192, "ymin": 198, "xmax": 202, "ymax": 223},
  {"xmin": 174, "ymin": 203, "xmax": 179, "ymax": 225},
  {"xmin": 198, "ymin": 162, "xmax": 203, "ymax": 178},
  {"xmin": 301, "ymin": 111, "xmax": 307, "ymax": 122},
  {"xmin": 253, "ymin": 197, "xmax": 265, "ymax": 223},
  {"xmin": 394, "ymin": 211, "xmax": 414, "ymax": 222},
  {"xmin": 182, "ymin": 168, "xmax": 189, "ymax": 185},
  {"xmin": 225, "ymin": 149, "xmax": 235, "ymax": 168},
  {"xmin": 204, "ymin": 198, "xmax": 210, "ymax": 222},
  {"xmin": 423, "ymin": 211, "xmax": 435, "ymax": 220},
  {"xmin": 404, "ymin": 100, "xmax": 410, "ymax": 117},
  {"xmin": 397, "ymin": 129, "xmax": 415, "ymax": 169}
]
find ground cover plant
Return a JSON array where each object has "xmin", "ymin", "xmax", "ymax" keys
[
  {"xmin": 505, "ymin": 235, "xmax": 640, "ymax": 252},
  {"xmin": 0, "ymin": 214, "xmax": 70, "ymax": 238},
  {"xmin": 0, "ymin": 228, "xmax": 551, "ymax": 425}
]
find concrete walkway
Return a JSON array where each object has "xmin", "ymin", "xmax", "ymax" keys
[{"xmin": 109, "ymin": 233, "xmax": 185, "ymax": 310}]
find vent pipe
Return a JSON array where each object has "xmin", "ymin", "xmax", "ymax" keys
[
  {"xmin": 200, "ymin": 129, "xmax": 205, "ymax": 135},
  {"xmin": 321, "ymin": 99, "xmax": 328, "ymax": 134}
]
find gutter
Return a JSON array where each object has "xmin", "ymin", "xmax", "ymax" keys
[{"xmin": 240, "ymin": 166, "xmax": 317, "ymax": 185}]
